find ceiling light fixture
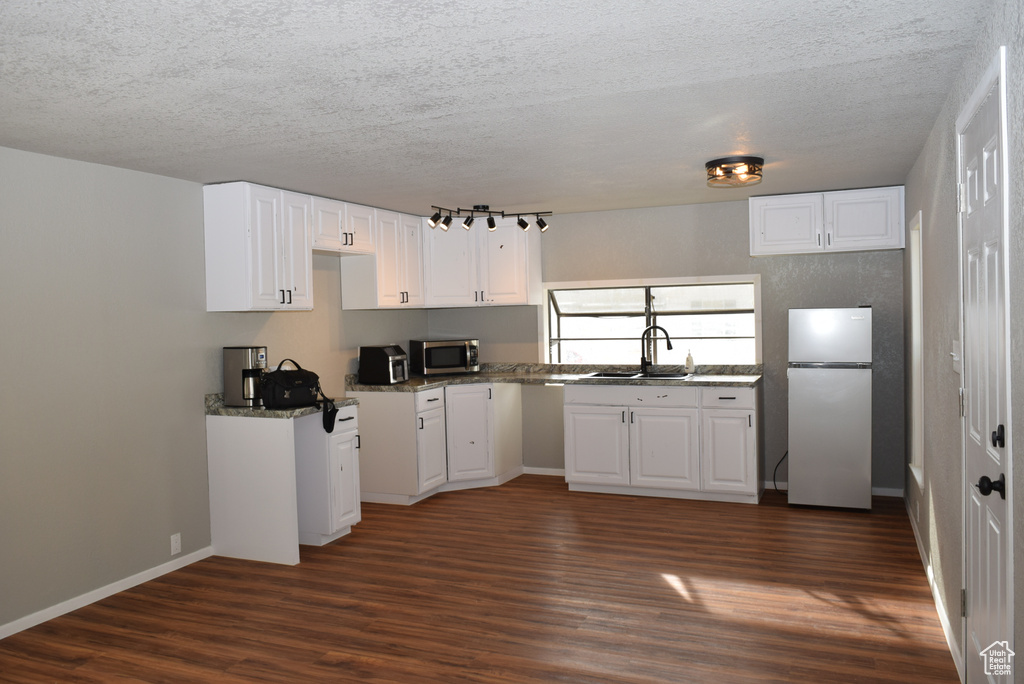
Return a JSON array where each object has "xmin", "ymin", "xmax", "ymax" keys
[
  {"xmin": 428, "ymin": 204, "xmax": 552, "ymax": 234},
  {"xmin": 705, "ymin": 156, "xmax": 764, "ymax": 188}
]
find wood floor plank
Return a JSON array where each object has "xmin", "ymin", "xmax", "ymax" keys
[{"xmin": 0, "ymin": 475, "xmax": 957, "ymax": 682}]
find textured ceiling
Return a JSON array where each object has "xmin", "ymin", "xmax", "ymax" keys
[{"xmin": 0, "ymin": 0, "xmax": 990, "ymax": 215}]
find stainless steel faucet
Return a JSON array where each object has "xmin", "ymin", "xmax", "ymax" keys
[{"xmin": 639, "ymin": 325, "xmax": 673, "ymax": 375}]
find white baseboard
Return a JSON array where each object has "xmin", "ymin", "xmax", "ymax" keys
[
  {"xmin": 906, "ymin": 498, "xmax": 965, "ymax": 681},
  {"xmin": 0, "ymin": 546, "xmax": 214, "ymax": 641},
  {"xmin": 523, "ymin": 467, "xmax": 565, "ymax": 477}
]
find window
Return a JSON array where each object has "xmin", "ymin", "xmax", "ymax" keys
[{"xmin": 547, "ymin": 277, "xmax": 760, "ymax": 366}]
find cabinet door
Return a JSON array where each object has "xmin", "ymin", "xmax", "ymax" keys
[
  {"xmin": 312, "ymin": 196, "xmax": 345, "ymax": 251},
  {"xmin": 479, "ymin": 219, "xmax": 529, "ymax": 305},
  {"xmin": 749, "ymin": 193, "xmax": 824, "ymax": 256},
  {"xmin": 416, "ymin": 405, "xmax": 448, "ymax": 493},
  {"xmin": 280, "ymin": 191, "xmax": 313, "ymax": 308},
  {"xmin": 329, "ymin": 426, "xmax": 361, "ymax": 531},
  {"xmin": 424, "ymin": 225, "xmax": 478, "ymax": 306},
  {"xmin": 400, "ymin": 213, "xmax": 425, "ymax": 306},
  {"xmin": 564, "ymin": 405, "xmax": 630, "ymax": 485},
  {"xmin": 825, "ymin": 186, "xmax": 904, "ymax": 251},
  {"xmin": 345, "ymin": 202, "xmax": 376, "ymax": 254},
  {"xmin": 629, "ymin": 407, "xmax": 700, "ymax": 490},
  {"xmin": 701, "ymin": 409, "xmax": 756, "ymax": 494},
  {"xmin": 249, "ymin": 185, "xmax": 284, "ymax": 309},
  {"xmin": 374, "ymin": 210, "xmax": 404, "ymax": 308},
  {"xmin": 445, "ymin": 385, "xmax": 494, "ymax": 482}
]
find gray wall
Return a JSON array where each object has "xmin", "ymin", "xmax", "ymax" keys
[
  {"xmin": 540, "ymin": 202, "xmax": 906, "ymax": 491},
  {"xmin": 0, "ymin": 146, "xmax": 428, "ymax": 626},
  {"xmin": 902, "ymin": 0, "xmax": 1024, "ymax": 660}
]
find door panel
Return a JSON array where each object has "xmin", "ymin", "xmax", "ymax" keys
[{"xmin": 960, "ymin": 52, "xmax": 1011, "ymax": 682}]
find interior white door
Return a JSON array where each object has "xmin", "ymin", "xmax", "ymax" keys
[{"xmin": 960, "ymin": 49, "xmax": 1012, "ymax": 683}]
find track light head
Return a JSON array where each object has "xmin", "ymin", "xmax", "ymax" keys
[
  {"xmin": 517, "ymin": 216, "xmax": 530, "ymax": 231},
  {"xmin": 487, "ymin": 216, "xmax": 497, "ymax": 231},
  {"xmin": 536, "ymin": 217, "xmax": 548, "ymax": 232},
  {"xmin": 428, "ymin": 211, "xmax": 442, "ymax": 228},
  {"xmin": 440, "ymin": 214, "xmax": 452, "ymax": 231},
  {"xmin": 462, "ymin": 215, "xmax": 474, "ymax": 230}
]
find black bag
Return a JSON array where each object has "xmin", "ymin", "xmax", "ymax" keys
[
  {"xmin": 259, "ymin": 359, "xmax": 321, "ymax": 410},
  {"xmin": 259, "ymin": 359, "xmax": 340, "ymax": 433}
]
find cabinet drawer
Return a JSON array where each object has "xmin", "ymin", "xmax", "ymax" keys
[
  {"xmin": 564, "ymin": 385, "xmax": 698, "ymax": 407},
  {"xmin": 700, "ymin": 387, "xmax": 755, "ymax": 409},
  {"xmin": 332, "ymin": 404, "xmax": 359, "ymax": 426},
  {"xmin": 414, "ymin": 387, "xmax": 446, "ymax": 412}
]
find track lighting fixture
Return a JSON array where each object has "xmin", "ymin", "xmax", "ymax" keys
[
  {"xmin": 428, "ymin": 204, "xmax": 552, "ymax": 234},
  {"xmin": 705, "ymin": 156, "xmax": 764, "ymax": 188}
]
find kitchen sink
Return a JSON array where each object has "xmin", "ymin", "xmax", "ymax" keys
[
  {"xmin": 585, "ymin": 371, "xmax": 640, "ymax": 378},
  {"xmin": 638, "ymin": 372, "xmax": 690, "ymax": 379}
]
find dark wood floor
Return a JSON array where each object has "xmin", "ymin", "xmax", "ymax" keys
[{"xmin": 1, "ymin": 475, "xmax": 958, "ymax": 683}]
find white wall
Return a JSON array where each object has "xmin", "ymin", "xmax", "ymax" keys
[
  {"xmin": 902, "ymin": 0, "xmax": 1024, "ymax": 661},
  {"xmin": 0, "ymin": 146, "xmax": 428, "ymax": 627}
]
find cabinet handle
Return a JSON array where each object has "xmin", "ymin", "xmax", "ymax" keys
[
  {"xmin": 630, "ymin": 411, "xmax": 634, "ymax": 424},
  {"xmin": 338, "ymin": 415, "xmax": 355, "ymax": 422},
  {"xmin": 342, "ymin": 232, "xmax": 349, "ymax": 246},
  {"xmin": 488, "ymin": 388, "xmax": 492, "ymax": 400},
  {"xmin": 419, "ymin": 417, "xmax": 424, "ymax": 429},
  {"xmin": 622, "ymin": 410, "xmax": 626, "ymax": 423},
  {"xmin": 749, "ymin": 415, "xmax": 752, "ymax": 427},
  {"xmin": 355, "ymin": 435, "xmax": 360, "ymax": 449},
  {"xmin": 718, "ymin": 396, "xmax": 737, "ymax": 401},
  {"xmin": 427, "ymin": 397, "xmax": 440, "ymax": 402},
  {"xmin": 474, "ymin": 291, "xmax": 478, "ymax": 302},
  {"xmin": 348, "ymin": 232, "xmax": 354, "ymax": 245},
  {"xmin": 279, "ymin": 289, "xmax": 286, "ymax": 304},
  {"xmin": 817, "ymin": 233, "xmax": 821, "ymax": 247},
  {"xmin": 480, "ymin": 290, "xmax": 485, "ymax": 302},
  {"xmin": 827, "ymin": 233, "xmax": 832, "ymax": 246},
  {"xmin": 286, "ymin": 289, "xmax": 292, "ymax": 304}
]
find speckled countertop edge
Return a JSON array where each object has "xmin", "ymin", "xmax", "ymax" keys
[
  {"xmin": 346, "ymin": 363, "xmax": 762, "ymax": 393},
  {"xmin": 205, "ymin": 393, "xmax": 358, "ymax": 418}
]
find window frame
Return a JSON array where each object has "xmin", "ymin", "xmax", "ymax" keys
[{"xmin": 542, "ymin": 275, "xmax": 762, "ymax": 366}]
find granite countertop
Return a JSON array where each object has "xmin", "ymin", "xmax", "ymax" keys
[
  {"xmin": 205, "ymin": 393, "xmax": 358, "ymax": 418},
  {"xmin": 346, "ymin": 363, "xmax": 762, "ymax": 393}
]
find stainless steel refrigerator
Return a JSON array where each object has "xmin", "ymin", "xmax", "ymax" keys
[{"xmin": 788, "ymin": 307, "xmax": 872, "ymax": 509}]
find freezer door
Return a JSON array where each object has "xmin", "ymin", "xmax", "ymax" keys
[
  {"xmin": 788, "ymin": 307, "xmax": 872, "ymax": 363},
  {"xmin": 788, "ymin": 367, "xmax": 872, "ymax": 509}
]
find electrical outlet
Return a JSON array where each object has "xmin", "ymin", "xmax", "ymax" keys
[{"xmin": 170, "ymin": 533, "xmax": 181, "ymax": 556}]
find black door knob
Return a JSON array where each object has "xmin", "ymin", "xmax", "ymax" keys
[
  {"xmin": 992, "ymin": 424, "xmax": 1005, "ymax": 448},
  {"xmin": 977, "ymin": 473, "xmax": 1006, "ymax": 500}
]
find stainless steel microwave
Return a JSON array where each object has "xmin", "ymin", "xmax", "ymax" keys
[{"xmin": 409, "ymin": 339, "xmax": 480, "ymax": 375}]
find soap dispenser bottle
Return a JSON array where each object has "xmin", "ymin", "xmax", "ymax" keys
[{"xmin": 685, "ymin": 350, "xmax": 695, "ymax": 374}]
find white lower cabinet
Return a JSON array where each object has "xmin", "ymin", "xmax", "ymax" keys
[
  {"xmin": 294, "ymin": 407, "xmax": 362, "ymax": 546},
  {"xmin": 445, "ymin": 384, "xmax": 495, "ymax": 481},
  {"xmin": 564, "ymin": 384, "xmax": 761, "ymax": 503},
  {"xmin": 205, "ymin": 405, "xmax": 361, "ymax": 566},
  {"xmin": 350, "ymin": 383, "xmax": 522, "ymax": 504},
  {"xmin": 416, "ymin": 401, "xmax": 448, "ymax": 493}
]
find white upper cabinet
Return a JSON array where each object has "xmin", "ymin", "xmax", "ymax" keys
[
  {"xmin": 423, "ymin": 217, "xmax": 541, "ymax": 307},
  {"xmin": 750, "ymin": 186, "xmax": 904, "ymax": 256},
  {"xmin": 311, "ymin": 197, "xmax": 375, "ymax": 254},
  {"xmin": 204, "ymin": 182, "xmax": 313, "ymax": 311},
  {"xmin": 340, "ymin": 210, "xmax": 424, "ymax": 309}
]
